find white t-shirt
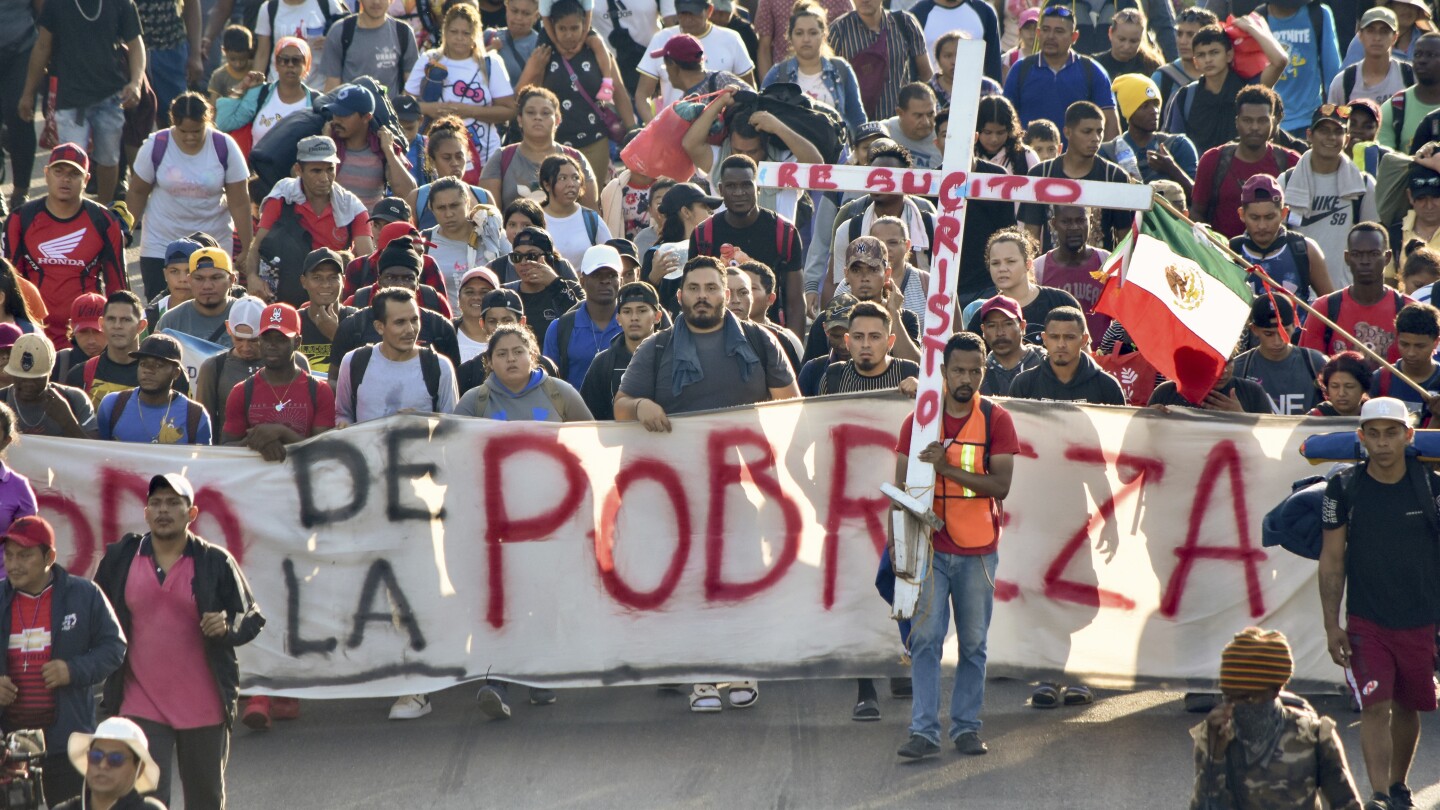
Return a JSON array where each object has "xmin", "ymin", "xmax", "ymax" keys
[
  {"xmin": 256, "ymin": 0, "xmax": 332, "ymax": 90},
  {"xmin": 795, "ymin": 69, "xmax": 835, "ymax": 108},
  {"xmin": 637, "ymin": 25, "xmax": 754, "ymax": 108},
  {"xmin": 133, "ymin": 129, "xmax": 251, "ymax": 259},
  {"xmin": 923, "ymin": 4, "xmax": 985, "ymax": 58},
  {"xmin": 251, "ymin": 89, "xmax": 313, "ymax": 147},
  {"xmin": 594, "ymin": 0, "xmax": 671, "ymax": 49},
  {"xmin": 546, "ymin": 206, "xmax": 613, "ymax": 268},
  {"xmin": 457, "ymin": 330, "xmax": 486, "ymax": 364},
  {"xmin": 405, "ymin": 51, "xmax": 512, "ymax": 165},
  {"xmin": 1326, "ymin": 61, "xmax": 1410, "ymax": 104}
]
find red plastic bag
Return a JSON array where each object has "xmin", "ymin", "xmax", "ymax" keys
[
  {"xmin": 1095, "ymin": 342, "xmax": 1160, "ymax": 406},
  {"xmin": 1225, "ymin": 14, "xmax": 1272, "ymax": 81},
  {"xmin": 621, "ymin": 102, "xmax": 697, "ymax": 181}
]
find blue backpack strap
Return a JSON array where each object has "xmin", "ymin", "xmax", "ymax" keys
[{"xmin": 417, "ymin": 184, "xmax": 431, "ymax": 214}]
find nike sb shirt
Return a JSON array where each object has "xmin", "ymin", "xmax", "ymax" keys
[{"xmin": 1278, "ymin": 167, "xmax": 1378, "ymax": 289}]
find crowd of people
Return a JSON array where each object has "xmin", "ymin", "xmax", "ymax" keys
[{"xmin": 0, "ymin": 0, "xmax": 1436, "ymax": 804}]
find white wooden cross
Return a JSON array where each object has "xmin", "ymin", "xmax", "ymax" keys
[{"xmin": 756, "ymin": 40, "xmax": 1153, "ymax": 618}]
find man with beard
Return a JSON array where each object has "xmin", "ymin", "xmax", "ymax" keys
[
  {"xmin": 818, "ymin": 302, "xmax": 918, "ymax": 395},
  {"xmin": 1188, "ymin": 627, "xmax": 1362, "ymax": 809},
  {"xmin": 892, "ymin": 331, "xmax": 1016, "ymax": 759},
  {"xmin": 1006, "ymin": 307, "xmax": 1125, "ymax": 404},
  {"xmin": 977, "ymin": 296, "xmax": 1045, "ymax": 397}
]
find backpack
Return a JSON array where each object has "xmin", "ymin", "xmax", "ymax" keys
[
  {"xmin": 249, "ymin": 108, "xmax": 327, "ymax": 197},
  {"xmin": 353, "ymin": 282, "xmax": 446, "ymax": 314},
  {"xmin": 348, "ymin": 344, "xmax": 442, "ymax": 411},
  {"xmin": 1262, "ymin": 459, "xmax": 1439, "ymax": 560},
  {"xmin": 258, "ymin": 202, "xmax": 355, "ymax": 306},
  {"xmin": 240, "ymin": 372, "xmax": 320, "ymax": 426},
  {"xmin": 692, "ymin": 214, "xmax": 797, "ymax": 269},
  {"xmin": 1233, "ymin": 345, "xmax": 1321, "ymax": 401},
  {"xmin": 1391, "ymin": 88, "xmax": 1410, "ymax": 151},
  {"xmin": 151, "ymin": 129, "xmax": 231, "ymax": 176},
  {"xmin": 1205, "ymin": 144, "xmax": 1294, "ymax": 223},
  {"xmin": 1230, "ymin": 230, "xmax": 1312, "ymax": 297},
  {"xmin": 260, "ymin": 0, "xmax": 346, "ymax": 41},
  {"xmin": 9, "ymin": 199, "xmax": 121, "ymax": 295},
  {"xmin": 107, "ymin": 389, "xmax": 205, "ymax": 442},
  {"xmin": 1322, "ymin": 287, "xmax": 1406, "ymax": 353},
  {"xmin": 464, "ymin": 374, "xmax": 571, "ymax": 418},
  {"xmin": 647, "ymin": 320, "xmax": 774, "ymax": 395},
  {"xmin": 497, "ymin": 142, "xmax": 587, "ymax": 182},
  {"xmin": 1341, "ymin": 61, "xmax": 1414, "ymax": 103},
  {"xmin": 338, "ymin": 16, "xmax": 414, "ymax": 93}
]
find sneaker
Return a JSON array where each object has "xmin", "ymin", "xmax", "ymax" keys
[
  {"xmin": 271, "ymin": 697, "xmax": 301, "ymax": 721},
  {"xmin": 889, "ymin": 677, "xmax": 913, "ymax": 698},
  {"xmin": 388, "ymin": 694, "xmax": 431, "ymax": 720},
  {"xmin": 241, "ymin": 696, "xmax": 272, "ymax": 731},
  {"xmin": 529, "ymin": 687, "xmax": 557, "ymax": 706},
  {"xmin": 954, "ymin": 732, "xmax": 988, "ymax": 756},
  {"xmin": 477, "ymin": 684, "xmax": 512, "ymax": 720},
  {"xmin": 1389, "ymin": 783, "xmax": 1414, "ymax": 809},
  {"xmin": 1364, "ymin": 792, "xmax": 1392, "ymax": 810},
  {"xmin": 896, "ymin": 734, "xmax": 940, "ymax": 759}
]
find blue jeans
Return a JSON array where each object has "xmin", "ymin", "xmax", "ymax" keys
[
  {"xmin": 908, "ymin": 550, "xmax": 997, "ymax": 744},
  {"xmin": 147, "ymin": 42, "xmax": 190, "ymax": 125}
]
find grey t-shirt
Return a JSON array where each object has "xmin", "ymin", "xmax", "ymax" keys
[
  {"xmin": 883, "ymin": 116, "xmax": 942, "ymax": 170},
  {"xmin": 334, "ymin": 347, "xmax": 459, "ymax": 423},
  {"xmin": 319, "ymin": 18, "xmax": 418, "ymax": 100},
  {"xmin": 155, "ymin": 299, "xmax": 237, "ymax": 348},
  {"xmin": 1232, "ymin": 346, "xmax": 1327, "ymax": 415},
  {"xmin": 479, "ymin": 143, "xmax": 598, "ymax": 208},
  {"xmin": 427, "ymin": 232, "xmax": 473, "ymax": 313},
  {"xmin": 0, "ymin": 384, "xmax": 96, "ymax": 437},
  {"xmin": 618, "ymin": 322, "xmax": 794, "ymax": 415}
]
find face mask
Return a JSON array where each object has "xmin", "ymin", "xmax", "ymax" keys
[{"xmin": 1232, "ymin": 697, "xmax": 1284, "ymax": 765}]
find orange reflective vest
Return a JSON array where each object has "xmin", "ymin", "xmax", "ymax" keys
[{"xmin": 933, "ymin": 398, "xmax": 1001, "ymax": 550}]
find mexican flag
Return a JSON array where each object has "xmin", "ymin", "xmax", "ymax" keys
[{"xmin": 1094, "ymin": 206, "xmax": 1254, "ymax": 404}]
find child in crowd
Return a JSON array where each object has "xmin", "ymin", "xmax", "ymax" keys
[
  {"xmin": 209, "ymin": 25, "xmax": 256, "ymax": 101},
  {"xmin": 1024, "ymin": 119, "xmax": 1060, "ymax": 161}
]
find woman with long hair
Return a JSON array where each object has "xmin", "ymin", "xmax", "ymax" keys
[
  {"xmin": 1093, "ymin": 8, "xmax": 1164, "ymax": 79},
  {"xmin": 962, "ymin": 229, "xmax": 1080, "ymax": 343},
  {"xmin": 538, "ymin": 154, "xmax": 611, "ymax": 267},
  {"xmin": 479, "ymin": 86, "xmax": 599, "ymax": 209},
  {"xmin": 129, "ymin": 92, "xmax": 252, "ymax": 299},
  {"xmin": 761, "ymin": 2, "xmax": 864, "ymax": 138},
  {"xmin": 404, "ymin": 3, "xmax": 516, "ymax": 167},
  {"xmin": 975, "ymin": 95, "xmax": 1039, "ymax": 175}
]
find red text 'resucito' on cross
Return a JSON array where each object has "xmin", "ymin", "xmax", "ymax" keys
[{"xmin": 759, "ymin": 39, "xmax": 1153, "ymax": 618}]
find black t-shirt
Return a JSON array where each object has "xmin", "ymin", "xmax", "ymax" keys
[
  {"xmin": 38, "ymin": 0, "xmax": 142, "ymax": 109},
  {"xmin": 1019, "ymin": 156, "xmax": 1135, "ymax": 250},
  {"xmin": 1145, "ymin": 377, "xmax": 1274, "ymax": 413},
  {"xmin": 504, "ymin": 278, "xmax": 583, "ymax": 343},
  {"xmin": 64, "ymin": 351, "xmax": 190, "ymax": 408},
  {"xmin": 1179, "ymin": 70, "xmax": 1248, "ymax": 155},
  {"xmin": 1322, "ymin": 465, "xmax": 1440, "ymax": 629},
  {"xmin": 959, "ymin": 159, "xmax": 1020, "ymax": 302},
  {"xmin": 689, "ymin": 209, "xmax": 803, "ymax": 325},
  {"xmin": 964, "ymin": 286, "xmax": 1081, "ymax": 345},
  {"xmin": 299, "ymin": 304, "xmax": 359, "ymax": 375},
  {"xmin": 545, "ymin": 46, "xmax": 608, "ymax": 147}
]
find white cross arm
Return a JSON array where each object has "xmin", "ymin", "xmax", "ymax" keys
[{"xmin": 756, "ymin": 161, "xmax": 1154, "ymax": 211}]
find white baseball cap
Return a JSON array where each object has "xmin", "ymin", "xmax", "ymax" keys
[
  {"xmin": 1359, "ymin": 396, "xmax": 1412, "ymax": 427},
  {"xmin": 580, "ymin": 245, "xmax": 623, "ymax": 276},
  {"xmin": 227, "ymin": 296, "xmax": 267, "ymax": 339},
  {"xmin": 68, "ymin": 717, "xmax": 161, "ymax": 793}
]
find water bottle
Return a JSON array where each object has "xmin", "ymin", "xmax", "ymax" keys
[{"xmin": 1114, "ymin": 140, "xmax": 1140, "ymax": 181}]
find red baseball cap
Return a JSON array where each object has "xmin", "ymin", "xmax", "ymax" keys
[
  {"xmin": 259, "ymin": 303, "xmax": 302, "ymax": 338},
  {"xmin": 979, "ymin": 295, "xmax": 1024, "ymax": 322},
  {"xmin": 70, "ymin": 293, "xmax": 107, "ymax": 333},
  {"xmin": 48, "ymin": 143, "xmax": 90, "ymax": 173},
  {"xmin": 651, "ymin": 34, "xmax": 704, "ymax": 63},
  {"xmin": 3, "ymin": 516, "xmax": 54, "ymax": 551},
  {"xmin": 376, "ymin": 221, "xmax": 435, "ymax": 254}
]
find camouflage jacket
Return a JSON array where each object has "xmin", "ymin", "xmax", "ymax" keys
[{"xmin": 1188, "ymin": 706, "xmax": 1362, "ymax": 810}]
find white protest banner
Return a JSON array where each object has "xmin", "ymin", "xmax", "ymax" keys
[
  {"xmin": 161, "ymin": 328, "xmax": 226, "ymax": 388},
  {"xmin": 11, "ymin": 396, "xmax": 1343, "ymax": 697}
]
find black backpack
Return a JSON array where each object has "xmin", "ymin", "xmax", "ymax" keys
[
  {"xmin": 1341, "ymin": 60, "xmax": 1414, "ymax": 102},
  {"xmin": 348, "ymin": 344, "xmax": 442, "ymax": 412},
  {"xmin": 257, "ymin": 202, "xmax": 353, "ymax": 306}
]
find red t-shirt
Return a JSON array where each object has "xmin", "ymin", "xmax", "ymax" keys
[
  {"xmin": 258, "ymin": 198, "xmax": 369, "ymax": 251},
  {"xmin": 6, "ymin": 204, "xmax": 127, "ymax": 345},
  {"xmin": 5, "ymin": 588, "xmax": 56, "ymax": 729},
  {"xmin": 1298, "ymin": 288, "xmax": 1415, "ymax": 364},
  {"xmin": 1191, "ymin": 145, "xmax": 1302, "ymax": 239},
  {"xmin": 223, "ymin": 370, "xmax": 336, "ymax": 438},
  {"xmin": 896, "ymin": 403, "xmax": 1020, "ymax": 556}
]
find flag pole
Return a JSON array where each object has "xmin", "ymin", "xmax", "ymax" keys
[{"xmin": 1149, "ymin": 193, "xmax": 1432, "ymax": 400}]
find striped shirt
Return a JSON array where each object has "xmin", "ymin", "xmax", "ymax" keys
[
  {"xmin": 6, "ymin": 587, "xmax": 55, "ymax": 729},
  {"xmin": 827, "ymin": 10, "xmax": 929, "ymax": 119},
  {"xmin": 819, "ymin": 358, "xmax": 920, "ymax": 394}
]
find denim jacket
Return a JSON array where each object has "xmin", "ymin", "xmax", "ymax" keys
[{"xmin": 761, "ymin": 57, "xmax": 865, "ymax": 140}]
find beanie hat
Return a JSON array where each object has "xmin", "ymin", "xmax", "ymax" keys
[
  {"xmin": 378, "ymin": 236, "xmax": 422, "ymax": 276},
  {"xmin": 1219, "ymin": 627, "xmax": 1294, "ymax": 692},
  {"xmin": 1112, "ymin": 74, "xmax": 1161, "ymax": 121}
]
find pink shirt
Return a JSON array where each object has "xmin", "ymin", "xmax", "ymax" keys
[
  {"xmin": 121, "ymin": 551, "xmax": 224, "ymax": 729},
  {"xmin": 1034, "ymin": 249, "xmax": 1112, "ymax": 345}
]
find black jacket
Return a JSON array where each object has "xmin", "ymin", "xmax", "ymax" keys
[
  {"xmin": 94, "ymin": 533, "xmax": 265, "ymax": 729},
  {"xmin": 54, "ymin": 790, "xmax": 167, "ymax": 809},
  {"xmin": 1007, "ymin": 351, "xmax": 1126, "ymax": 405},
  {"xmin": 579, "ymin": 332, "xmax": 635, "ymax": 420},
  {"xmin": 0, "ymin": 566, "xmax": 126, "ymax": 753}
]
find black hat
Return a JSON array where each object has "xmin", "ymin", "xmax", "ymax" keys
[
  {"xmin": 394, "ymin": 95, "xmax": 422, "ymax": 123},
  {"xmin": 606, "ymin": 238, "xmax": 639, "ymax": 263},
  {"xmin": 1250, "ymin": 294, "xmax": 1295, "ymax": 328},
  {"xmin": 616, "ymin": 281, "xmax": 660, "ymax": 308},
  {"xmin": 303, "ymin": 247, "xmax": 345, "ymax": 274},
  {"xmin": 129, "ymin": 334, "xmax": 184, "ymax": 365},
  {"xmin": 1411, "ymin": 164, "xmax": 1440, "ymax": 199},
  {"xmin": 658, "ymin": 182, "xmax": 722, "ymax": 217},
  {"xmin": 481, "ymin": 288, "xmax": 524, "ymax": 316},
  {"xmin": 378, "ymin": 236, "xmax": 422, "ymax": 276},
  {"xmin": 512, "ymin": 226, "xmax": 554, "ymax": 254},
  {"xmin": 371, "ymin": 196, "xmax": 413, "ymax": 224}
]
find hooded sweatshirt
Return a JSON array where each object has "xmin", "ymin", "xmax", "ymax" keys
[
  {"xmin": 455, "ymin": 368, "xmax": 592, "ymax": 422},
  {"xmin": 1006, "ymin": 351, "xmax": 1126, "ymax": 405}
]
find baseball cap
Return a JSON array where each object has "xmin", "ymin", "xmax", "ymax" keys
[
  {"xmin": 324, "ymin": 84, "xmax": 375, "ymax": 118},
  {"xmin": 376, "ymin": 220, "xmax": 433, "ymax": 253},
  {"xmin": 1359, "ymin": 396, "xmax": 1412, "ymax": 426},
  {"xmin": 47, "ymin": 143, "xmax": 89, "ymax": 173},
  {"xmin": 1149, "ymin": 179, "xmax": 1186, "ymax": 211},
  {"xmin": 0, "ymin": 324, "xmax": 23, "ymax": 350},
  {"xmin": 228, "ymin": 296, "xmax": 266, "ymax": 339},
  {"xmin": 1360, "ymin": 6, "xmax": 1399, "ymax": 30},
  {"xmin": 371, "ymin": 197, "xmax": 413, "ymax": 224},
  {"xmin": 616, "ymin": 281, "xmax": 660, "ymax": 309},
  {"xmin": 459, "ymin": 267, "xmax": 500, "ymax": 292},
  {"xmin": 70, "ymin": 292, "xmax": 106, "ymax": 333},
  {"xmin": 657, "ymin": 182, "xmax": 721, "ymax": 217},
  {"xmin": 651, "ymin": 33, "xmax": 704, "ymax": 62},
  {"xmin": 1239, "ymin": 175, "xmax": 1284, "ymax": 207},
  {"xmin": 130, "ymin": 334, "xmax": 184, "ymax": 366},
  {"xmin": 511, "ymin": 226, "xmax": 554, "ymax": 254},
  {"xmin": 581, "ymin": 245, "xmax": 623, "ymax": 276},
  {"xmin": 4, "ymin": 333, "xmax": 54, "ymax": 379},
  {"xmin": 1389, "ymin": 0, "xmax": 1431, "ymax": 18},
  {"xmin": 303, "ymin": 247, "xmax": 345, "ymax": 274},
  {"xmin": 1112, "ymin": 74, "xmax": 1161, "ymax": 121},
  {"xmin": 295, "ymin": 135, "xmax": 341, "ymax": 165},
  {"xmin": 845, "ymin": 236, "xmax": 887, "ymax": 270},
  {"xmin": 674, "ymin": 0, "xmax": 712, "ymax": 13},
  {"xmin": 1410, "ymin": 164, "xmax": 1440, "ymax": 198},
  {"xmin": 148, "ymin": 472, "xmax": 195, "ymax": 503},
  {"xmin": 190, "ymin": 247, "xmax": 233, "ymax": 275},
  {"xmin": 1249, "ymin": 294, "xmax": 1295, "ymax": 328},
  {"xmin": 394, "ymin": 95, "xmax": 422, "ymax": 122},
  {"xmin": 481, "ymin": 288, "xmax": 525, "ymax": 316},
  {"xmin": 606, "ymin": 238, "xmax": 639, "ymax": 264},
  {"xmin": 854, "ymin": 121, "xmax": 887, "ymax": 144},
  {"xmin": 2, "ymin": 515, "xmax": 54, "ymax": 551},
  {"xmin": 165, "ymin": 238, "xmax": 205, "ymax": 267},
  {"xmin": 1311, "ymin": 102, "xmax": 1350, "ymax": 129},
  {"xmin": 823, "ymin": 293, "xmax": 859, "ymax": 331},
  {"xmin": 68, "ymin": 718, "xmax": 161, "ymax": 795},
  {"xmin": 979, "ymin": 295, "xmax": 1024, "ymax": 323},
  {"xmin": 259, "ymin": 302, "xmax": 302, "ymax": 338},
  {"xmin": 1018, "ymin": 7, "xmax": 1041, "ymax": 25}
]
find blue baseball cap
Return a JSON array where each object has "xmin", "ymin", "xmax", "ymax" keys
[
  {"xmin": 324, "ymin": 85, "xmax": 375, "ymax": 118},
  {"xmin": 164, "ymin": 237, "xmax": 204, "ymax": 266}
]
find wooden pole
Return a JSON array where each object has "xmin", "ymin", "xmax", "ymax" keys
[{"xmin": 1150, "ymin": 193, "xmax": 1432, "ymax": 400}]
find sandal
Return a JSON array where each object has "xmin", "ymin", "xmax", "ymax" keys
[
  {"xmin": 689, "ymin": 684, "xmax": 722, "ymax": 713},
  {"xmin": 728, "ymin": 680, "xmax": 759, "ymax": 709},
  {"xmin": 852, "ymin": 698, "xmax": 881, "ymax": 721},
  {"xmin": 1062, "ymin": 685, "xmax": 1094, "ymax": 706},
  {"xmin": 1031, "ymin": 682, "xmax": 1061, "ymax": 709}
]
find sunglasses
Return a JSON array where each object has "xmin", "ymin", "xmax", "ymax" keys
[
  {"xmin": 1041, "ymin": 5, "xmax": 1074, "ymax": 17},
  {"xmin": 1317, "ymin": 103, "xmax": 1351, "ymax": 119},
  {"xmin": 510, "ymin": 250, "xmax": 547, "ymax": 263},
  {"xmin": 88, "ymin": 750, "xmax": 132, "ymax": 768},
  {"xmin": 1412, "ymin": 176, "xmax": 1440, "ymax": 189},
  {"xmin": 276, "ymin": 55, "xmax": 305, "ymax": 67}
]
